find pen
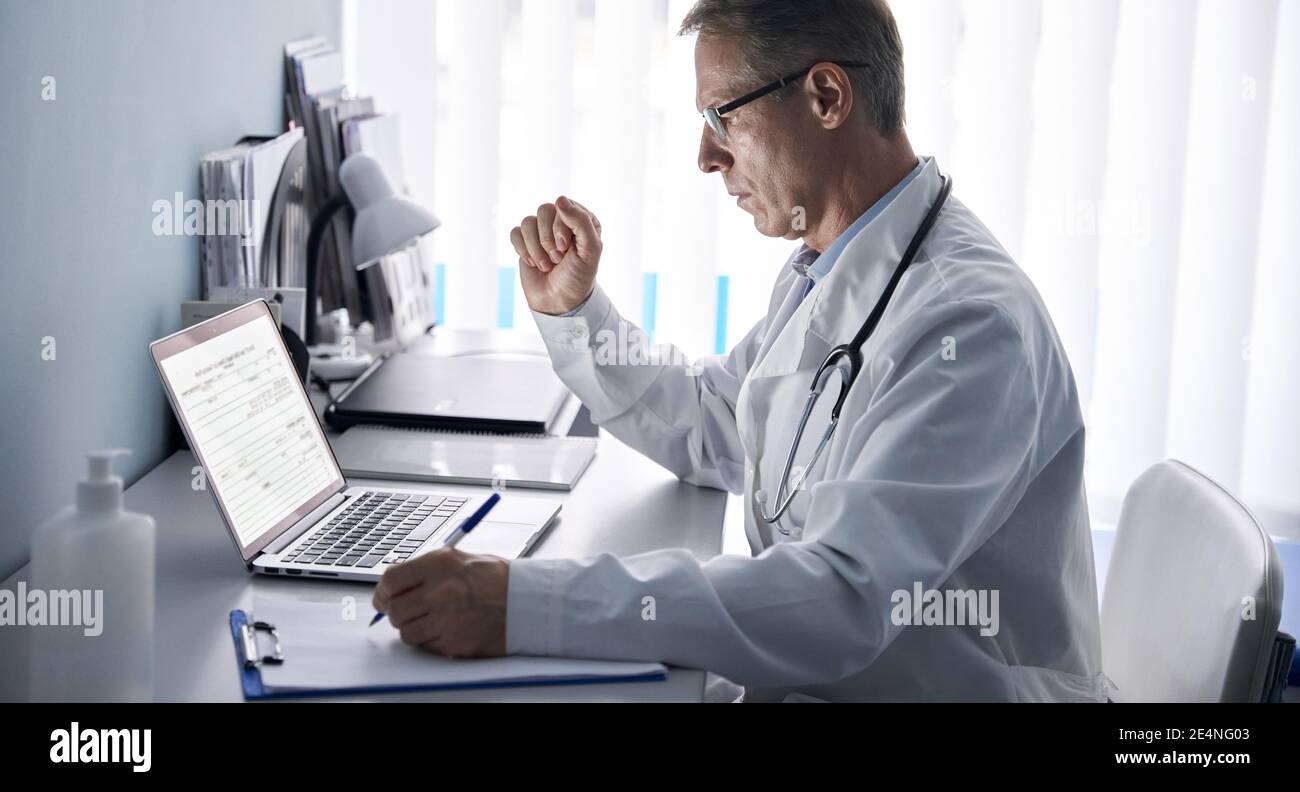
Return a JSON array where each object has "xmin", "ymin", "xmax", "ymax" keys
[{"xmin": 370, "ymin": 492, "xmax": 502, "ymax": 627}]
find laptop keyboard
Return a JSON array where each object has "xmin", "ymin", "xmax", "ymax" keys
[{"xmin": 281, "ymin": 491, "xmax": 469, "ymax": 569}]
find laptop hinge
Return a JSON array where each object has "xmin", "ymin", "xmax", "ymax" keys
[{"xmin": 263, "ymin": 493, "xmax": 348, "ymax": 556}]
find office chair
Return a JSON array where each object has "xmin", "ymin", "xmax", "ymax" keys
[{"xmin": 1100, "ymin": 460, "xmax": 1290, "ymax": 702}]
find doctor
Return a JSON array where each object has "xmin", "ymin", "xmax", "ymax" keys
[{"xmin": 374, "ymin": 0, "xmax": 1108, "ymax": 702}]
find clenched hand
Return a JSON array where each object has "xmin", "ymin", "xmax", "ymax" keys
[{"xmin": 510, "ymin": 196, "xmax": 603, "ymax": 316}]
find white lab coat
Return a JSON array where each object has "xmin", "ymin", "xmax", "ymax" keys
[{"xmin": 508, "ymin": 157, "xmax": 1109, "ymax": 702}]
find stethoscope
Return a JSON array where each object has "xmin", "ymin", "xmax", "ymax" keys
[{"xmin": 755, "ymin": 174, "xmax": 953, "ymax": 529}]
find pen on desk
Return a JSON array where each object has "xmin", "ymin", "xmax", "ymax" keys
[{"xmin": 369, "ymin": 492, "xmax": 502, "ymax": 627}]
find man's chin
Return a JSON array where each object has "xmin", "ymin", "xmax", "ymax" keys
[
  {"xmin": 745, "ymin": 207, "xmax": 784, "ymax": 238},
  {"xmin": 751, "ymin": 216, "xmax": 794, "ymax": 240}
]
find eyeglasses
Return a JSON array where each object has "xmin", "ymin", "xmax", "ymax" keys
[{"xmin": 701, "ymin": 61, "xmax": 870, "ymax": 141}]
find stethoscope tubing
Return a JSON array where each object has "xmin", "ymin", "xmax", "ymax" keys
[{"xmin": 757, "ymin": 174, "xmax": 954, "ymax": 528}]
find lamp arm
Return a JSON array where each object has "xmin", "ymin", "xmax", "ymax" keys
[{"xmin": 304, "ymin": 192, "xmax": 351, "ymax": 346}]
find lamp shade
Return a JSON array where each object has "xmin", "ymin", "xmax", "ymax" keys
[{"xmin": 338, "ymin": 153, "xmax": 440, "ymax": 268}]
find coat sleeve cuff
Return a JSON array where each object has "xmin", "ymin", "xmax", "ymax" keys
[
  {"xmin": 530, "ymin": 284, "xmax": 616, "ymax": 352},
  {"xmin": 505, "ymin": 558, "xmax": 565, "ymax": 656}
]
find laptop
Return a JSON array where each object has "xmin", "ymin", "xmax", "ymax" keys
[
  {"xmin": 149, "ymin": 300, "xmax": 562, "ymax": 581},
  {"xmin": 323, "ymin": 351, "xmax": 572, "ymax": 434}
]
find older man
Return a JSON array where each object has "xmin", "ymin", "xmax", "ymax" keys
[{"xmin": 374, "ymin": 0, "xmax": 1108, "ymax": 702}]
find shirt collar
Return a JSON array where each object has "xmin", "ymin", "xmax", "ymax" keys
[{"xmin": 791, "ymin": 157, "xmax": 924, "ymax": 283}]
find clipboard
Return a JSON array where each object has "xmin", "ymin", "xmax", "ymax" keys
[{"xmin": 229, "ymin": 608, "xmax": 668, "ymax": 700}]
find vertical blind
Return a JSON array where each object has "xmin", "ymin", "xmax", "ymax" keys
[{"xmin": 347, "ymin": 0, "xmax": 1299, "ymax": 539}]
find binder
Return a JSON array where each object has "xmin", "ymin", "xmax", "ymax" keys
[{"xmin": 229, "ymin": 605, "xmax": 667, "ymax": 700}]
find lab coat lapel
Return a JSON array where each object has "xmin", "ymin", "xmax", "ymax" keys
[
  {"xmin": 750, "ymin": 273, "xmax": 809, "ymax": 374},
  {"xmin": 736, "ymin": 278, "xmax": 821, "ymax": 457},
  {"xmin": 805, "ymin": 157, "xmax": 946, "ymax": 346},
  {"xmin": 744, "ymin": 277, "xmax": 824, "ymax": 384}
]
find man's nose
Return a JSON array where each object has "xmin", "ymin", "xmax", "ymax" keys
[{"xmin": 697, "ymin": 124, "xmax": 733, "ymax": 174}]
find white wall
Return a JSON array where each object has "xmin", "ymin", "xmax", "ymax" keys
[{"xmin": 0, "ymin": 0, "xmax": 343, "ymax": 578}]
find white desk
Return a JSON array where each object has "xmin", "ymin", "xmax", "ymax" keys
[{"xmin": 0, "ymin": 329, "xmax": 728, "ymax": 702}]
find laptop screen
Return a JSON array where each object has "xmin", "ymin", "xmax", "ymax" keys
[{"xmin": 151, "ymin": 301, "xmax": 344, "ymax": 559}]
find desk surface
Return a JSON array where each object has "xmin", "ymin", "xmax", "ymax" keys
[
  {"xmin": 0, "ymin": 436, "xmax": 727, "ymax": 702},
  {"xmin": 0, "ymin": 329, "xmax": 728, "ymax": 702}
]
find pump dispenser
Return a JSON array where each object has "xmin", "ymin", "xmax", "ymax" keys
[
  {"xmin": 79, "ymin": 449, "xmax": 129, "ymax": 512},
  {"xmin": 29, "ymin": 449, "xmax": 155, "ymax": 702}
]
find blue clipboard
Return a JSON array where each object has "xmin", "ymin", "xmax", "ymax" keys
[{"xmin": 229, "ymin": 609, "xmax": 668, "ymax": 700}]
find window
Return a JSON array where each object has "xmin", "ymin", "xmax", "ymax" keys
[{"xmin": 347, "ymin": 0, "xmax": 1300, "ymax": 539}]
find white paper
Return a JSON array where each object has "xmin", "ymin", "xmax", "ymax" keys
[{"xmin": 251, "ymin": 593, "xmax": 665, "ymax": 693}]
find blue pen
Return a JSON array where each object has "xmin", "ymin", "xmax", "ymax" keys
[{"xmin": 370, "ymin": 492, "xmax": 502, "ymax": 627}]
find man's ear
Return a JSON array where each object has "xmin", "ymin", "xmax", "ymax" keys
[{"xmin": 804, "ymin": 62, "xmax": 855, "ymax": 131}]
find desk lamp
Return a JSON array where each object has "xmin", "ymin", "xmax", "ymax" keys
[{"xmin": 304, "ymin": 153, "xmax": 440, "ymax": 345}]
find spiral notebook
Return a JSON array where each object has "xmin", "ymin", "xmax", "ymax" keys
[{"xmin": 329, "ymin": 425, "xmax": 597, "ymax": 491}]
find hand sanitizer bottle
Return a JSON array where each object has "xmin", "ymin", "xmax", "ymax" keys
[{"xmin": 29, "ymin": 449, "xmax": 155, "ymax": 702}]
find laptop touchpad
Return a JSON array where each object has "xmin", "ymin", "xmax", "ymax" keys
[{"xmin": 455, "ymin": 520, "xmax": 545, "ymax": 559}]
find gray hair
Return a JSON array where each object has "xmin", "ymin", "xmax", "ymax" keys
[{"xmin": 678, "ymin": 0, "xmax": 906, "ymax": 137}]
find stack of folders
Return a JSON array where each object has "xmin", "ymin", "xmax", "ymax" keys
[
  {"xmin": 283, "ymin": 36, "xmax": 433, "ymax": 344},
  {"xmin": 198, "ymin": 128, "xmax": 306, "ymax": 295},
  {"xmin": 284, "ymin": 36, "xmax": 358, "ymax": 317}
]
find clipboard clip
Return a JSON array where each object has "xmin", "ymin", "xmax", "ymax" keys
[{"xmin": 240, "ymin": 620, "xmax": 285, "ymax": 669}]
